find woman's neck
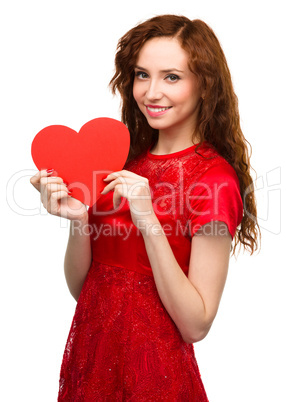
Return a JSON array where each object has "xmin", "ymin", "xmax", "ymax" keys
[{"xmin": 150, "ymin": 132, "xmax": 199, "ymax": 155}]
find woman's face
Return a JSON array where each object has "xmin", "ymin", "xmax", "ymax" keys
[{"xmin": 133, "ymin": 37, "xmax": 203, "ymax": 137}]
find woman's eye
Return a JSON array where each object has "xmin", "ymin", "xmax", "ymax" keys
[
  {"xmin": 166, "ymin": 74, "xmax": 180, "ymax": 82},
  {"xmin": 134, "ymin": 71, "xmax": 180, "ymax": 82},
  {"xmin": 135, "ymin": 71, "xmax": 148, "ymax": 79}
]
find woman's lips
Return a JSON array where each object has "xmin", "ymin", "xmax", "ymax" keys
[{"xmin": 145, "ymin": 105, "xmax": 172, "ymax": 117}]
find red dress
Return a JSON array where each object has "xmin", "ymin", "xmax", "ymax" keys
[{"xmin": 58, "ymin": 142, "xmax": 243, "ymax": 401}]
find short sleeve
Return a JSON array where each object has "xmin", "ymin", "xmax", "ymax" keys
[{"xmin": 187, "ymin": 162, "xmax": 243, "ymax": 239}]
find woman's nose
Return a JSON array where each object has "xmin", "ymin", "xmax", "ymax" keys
[{"xmin": 145, "ymin": 80, "xmax": 163, "ymax": 100}]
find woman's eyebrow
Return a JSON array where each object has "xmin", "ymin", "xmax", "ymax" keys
[{"xmin": 134, "ymin": 65, "xmax": 184, "ymax": 73}]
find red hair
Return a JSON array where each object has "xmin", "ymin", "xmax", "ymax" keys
[{"xmin": 109, "ymin": 14, "xmax": 260, "ymax": 256}]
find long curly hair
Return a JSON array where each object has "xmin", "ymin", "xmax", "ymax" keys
[{"xmin": 109, "ymin": 14, "xmax": 260, "ymax": 256}]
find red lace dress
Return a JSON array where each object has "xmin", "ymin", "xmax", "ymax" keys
[{"xmin": 58, "ymin": 142, "xmax": 243, "ymax": 401}]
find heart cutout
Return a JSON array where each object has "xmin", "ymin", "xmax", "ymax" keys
[{"xmin": 31, "ymin": 117, "xmax": 130, "ymax": 207}]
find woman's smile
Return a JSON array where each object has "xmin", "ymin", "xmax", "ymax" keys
[{"xmin": 145, "ymin": 104, "xmax": 173, "ymax": 117}]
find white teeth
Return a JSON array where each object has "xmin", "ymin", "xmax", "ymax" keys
[{"xmin": 147, "ymin": 106, "xmax": 171, "ymax": 112}]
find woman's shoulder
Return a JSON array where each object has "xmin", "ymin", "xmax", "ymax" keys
[
  {"xmin": 190, "ymin": 141, "xmax": 238, "ymax": 182},
  {"xmin": 198, "ymin": 153, "xmax": 239, "ymax": 186}
]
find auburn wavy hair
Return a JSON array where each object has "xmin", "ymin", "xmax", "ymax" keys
[{"xmin": 109, "ymin": 14, "xmax": 260, "ymax": 256}]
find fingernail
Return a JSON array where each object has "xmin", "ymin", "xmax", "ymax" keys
[{"xmin": 46, "ymin": 168, "xmax": 54, "ymax": 174}]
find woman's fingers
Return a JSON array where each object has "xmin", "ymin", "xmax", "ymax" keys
[
  {"xmin": 41, "ymin": 182, "xmax": 69, "ymax": 203},
  {"xmin": 45, "ymin": 182, "xmax": 68, "ymax": 192},
  {"xmin": 30, "ymin": 169, "xmax": 58, "ymax": 191},
  {"xmin": 112, "ymin": 182, "xmax": 151, "ymax": 211},
  {"xmin": 40, "ymin": 175, "xmax": 63, "ymax": 187},
  {"xmin": 41, "ymin": 185, "xmax": 69, "ymax": 212},
  {"xmin": 30, "ymin": 169, "xmax": 88, "ymax": 220},
  {"xmin": 101, "ymin": 177, "xmax": 133, "ymax": 194},
  {"xmin": 30, "ymin": 169, "xmax": 48, "ymax": 191},
  {"xmin": 104, "ymin": 170, "xmax": 149, "ymax": 183},
  {"xmin": 40, "ymin": 177, "xmax": 65, "ymax": 201},
  {"xmin": 101, "ymin": 171, "xmax": 152, "ymax": 212},
  {"xmin": 37, "ymin": 173, "xmax": 70, "ymax": 215},
  {"xmin": 48, "ymin": 190, "xmax": 71, "ymax": 216}
]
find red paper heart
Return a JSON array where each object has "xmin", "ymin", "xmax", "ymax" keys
[{"xmin": 31, "ymin": 117, "xmax": 130, "ymax": 207}]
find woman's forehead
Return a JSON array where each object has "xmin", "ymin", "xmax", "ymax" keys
[{"xmin": 136, "ymin": 37, "xmax": 189, "ymax": 70}]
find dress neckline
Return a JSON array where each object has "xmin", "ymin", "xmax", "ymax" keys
[{"xmin": 147, "ymin": 142, "xmax": 201, "ymax": 160}]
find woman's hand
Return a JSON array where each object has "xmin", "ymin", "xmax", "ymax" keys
[
  {"xmin": 30, "ymin": 169, "xmax": 88, "ymax": 221},
  {"xmin": 101, "ymin": 170, "xmax": 159, "ymax": 232}
]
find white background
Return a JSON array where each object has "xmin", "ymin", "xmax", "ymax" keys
[{"xmin": 1, "ymin": 0, "xmax": 285, "ymax": 401}]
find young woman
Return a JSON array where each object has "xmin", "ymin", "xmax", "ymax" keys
[{"xmin": 31, "ymin": 14, "xmax": 260, "ymax": 401}]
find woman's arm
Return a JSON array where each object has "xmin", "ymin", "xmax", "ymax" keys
[
  {"xmin": 141, "ymin": 218, "xmax": 231, "ymax": 343},
  {"xmin": 102, "ymin": 169, "xmax": 232, "ymax": 343},
  {"xmin": 30, "ymin": 169, "xmax": 92, "ymax": 301},
  {"xmin": 64, "ymin": 215, "xmax": 92, "ymax": 301}
]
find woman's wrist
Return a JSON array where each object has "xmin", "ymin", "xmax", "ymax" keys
[
  {"xmin": 70, "ymin": 211, "xmax": 89, "ymax": 234},
  {"xmin": 69, "ymin": 207, "xmax": 88, "ymax": 223},
  {"xmin": 139, "ymin": 214, "xmax": 165, "ymax": 238}
]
